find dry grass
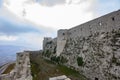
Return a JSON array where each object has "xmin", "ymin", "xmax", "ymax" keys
[
  {"xmin": 2, "ymin": 63, "xmax": 15, "ymax": 74},
  {"xmin": 30, "ymin": 54, "xmax": 87, "ymax": 80}
]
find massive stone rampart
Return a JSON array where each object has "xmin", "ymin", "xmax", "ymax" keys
[
  {"xmin": 56, "ymin": 10, "xmax": 120, "ymax": 56},
  {"xmin": 43, "ymin": 10, "xmax": 120, "ymax": 80},
  {"xmin": 68, "ymin": 10, "xmax": 120, "ymax": 38}
]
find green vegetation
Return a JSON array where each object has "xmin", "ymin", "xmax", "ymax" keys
[
  {"xmin": 42, "ymin": 50, "xmax": 52, "ymax": 58},
  {"xmin": 30, "ymin": 54, "xmax": 87, "ymax": 80},
  {"xmin": 111, "ymin": 32, "xmax": 120, "ymax": 44},
  {"xmin": 50, "ymin": 56, "xmax": 68, "ymax": 64},
  {"xmin": 77, "ymin": 57, "xmax": 84, "ymax": 66},
  {"xmin": 31, "ymin": 62, "xmax": 41, "ymax": 80},
  {"xmin": 2, "ymin": 63, "xmax": 15, "ymax": 74},
  {"xmin": 57, "ymin": 65, "xmax": 84, "ymax": 78},
  {"xmin": 111, "ymin": 55, "xmax": 120, "ymax": 66},
  {"xmin": 53, "ymin": 46, "xmax": 56, "ymax": 53},
  {"xmin": 112, "ymin": 55, "xmax": 117, "ymax": 63},
  {"xmin": 116, "ymin": 62, "xmax": 120, "ymax": 66}
]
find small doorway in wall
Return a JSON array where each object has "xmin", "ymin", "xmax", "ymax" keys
[{"xmin": 95, "ymin": 77, "xmax": 98, "ymax": 80}]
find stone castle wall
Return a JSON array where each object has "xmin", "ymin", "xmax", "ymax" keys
[
  {"xmin": 43, "ymin": 10, "xmax": 120, "ymax": 56},
  {"xmin": 68, "ymin": 10, "xmax": 120, "ymax": 38},
  {"xmin": 43, "ymin": 37, "xmax": 53, "ymax": 50},
  {"xmin": 43, "ymin": 10, "xmax": 120, "ymax": 80},
  {"xmin": 43, "ymin": 37, "xmax": 57, "ymax": 54},
  {"xmin": 58, "ymin": 10, "xmax": 120, "ymax": 80},
  {"xmin": 56, "ymin": 10, "xmax": 120, "ymax": 56}
]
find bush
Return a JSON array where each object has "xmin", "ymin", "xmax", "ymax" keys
[
  {"xmin": 42, "ymin": 50, "xmax": 51, "ymax": 58},
  {"xmin": 60, "ymin": 56, "xmax": 68, "ymax": 63},
  {"xmin": 112, "ymin": 55, "xmax": 117, "ymax": 63},
  {"xmin": 51, "ymin": 56, "xmax": 60, "ymax": 63},
  {"xmin": 77, "ymin": 57, "xmax": 84, "ymax": 66},
  {"xmin": 51, "ymin": 56, "xmax": 68, "ymax": 64}
]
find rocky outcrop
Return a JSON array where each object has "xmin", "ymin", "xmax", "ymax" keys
[{"xmin": 0, "ymin": 51, "xmax": 32, "ymax": 80}]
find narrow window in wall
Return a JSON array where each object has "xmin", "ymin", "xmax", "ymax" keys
[
  {"xmin": 95, "ymin": 77, "xmax": 98, "ymax": 80},
  {"xmin": 112, "ymin": 17, "xmax": 115, "ymax": 21},
  {"xmin": 63, "ymin": 33, "xmax": 65, "ymax": 35}
]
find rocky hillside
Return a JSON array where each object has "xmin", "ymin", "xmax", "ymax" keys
[{"xmin": 61, "ymin": 29, "xmax": 120, "ymax": 80}]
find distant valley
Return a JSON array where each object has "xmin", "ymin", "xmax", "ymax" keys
[{"xmin": 0, "ymin": 45, "xmax": 30, "ymax": 66}]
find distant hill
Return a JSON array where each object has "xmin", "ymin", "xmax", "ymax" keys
[{"xmin": 0, "ymin": 45, "xmax": 30, "ymax": 66}]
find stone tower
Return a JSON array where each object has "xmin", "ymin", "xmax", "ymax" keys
[{"xmin": 56, "ymin": 29, "xmax": 68, "ymax": 56}]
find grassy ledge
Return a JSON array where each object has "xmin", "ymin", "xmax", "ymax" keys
[{"xmin": 2, "ymin": 63, "xmax": 15, "ymax": 74}]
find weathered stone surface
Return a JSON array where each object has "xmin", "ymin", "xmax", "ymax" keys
[
  {"xmin": 43, "ymin": 10, "xmax": 120, "ymax": 80},
  {"xmin": 49, "ymin": 75, "xmax": 71, "ymax": 80},
  {"xmin": 61, "ymin": 30, "xmax": 120, "ymax": 80},
  {"xmin": 0, "ymin": 52, "xmax": 32, "ymax": 80},
  {"xmin": 1, "ymin": 9, "xmax": 120, "ymax": 80}
]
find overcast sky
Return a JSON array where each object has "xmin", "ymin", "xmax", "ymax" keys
[{"xmin": 0, "ymin": 0, "xmax": 120, "ymax": 50}]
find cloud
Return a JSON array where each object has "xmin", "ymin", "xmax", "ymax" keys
[
  {"xmin": 19, "ymin": 29, "xmax": 56, "ymax": 48},
  {"xmin": 0, "ymin": 16, "xmax": 41, "ymax": 35},
  {"xmin": 36, "ymin": 0, "xmax": 93, "ymax": 6},
  {"xmin": 19, "ymin": 33, "xmax": 43, "ymax": 49},
  {"xmin": 1, "ymin": 0, "xmax": 119, "ymax": 50},
  {"xmin": 3, "ymin": 0, "xmax": 96, "ymax": 30},
  {"xmin": 36, "ymin": 0, "xmax": 65, "ymax": 6},
  {"xmin": 0, "ymin": 35, "xmax": 18, "ymax": 41}
]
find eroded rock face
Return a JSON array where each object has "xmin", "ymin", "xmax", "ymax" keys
[
  {"xmin": 61, "ymin": 30, "xmax": 120, "ymax": 80},
  {"xmin": 0, "ymin": 52, "xmax": 32, "ymax": 80}
]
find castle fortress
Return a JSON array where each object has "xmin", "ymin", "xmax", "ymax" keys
[
  {"xmin": 43, "ymin": 10, "xmax": 120, "ymax": 56},
  {"xmin": 0, "ymin": 10, "xmax": 120, "ymax": 80}
]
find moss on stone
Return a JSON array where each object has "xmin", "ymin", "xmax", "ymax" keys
[{"xmin": 77, "ymin": 57, "xmax": 84, "ymax": 66}]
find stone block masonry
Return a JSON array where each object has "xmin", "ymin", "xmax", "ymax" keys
[
  {"xmin": 56, "ymin": 10, "xmax": 120, "ymax": 56},
  {"xmin": 44, "ymin": 10, "xmax": 120, "ymax": 56},
  {"xmin": 43, "ymin": 9, "xmax": 120, "ymax": 80}
]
